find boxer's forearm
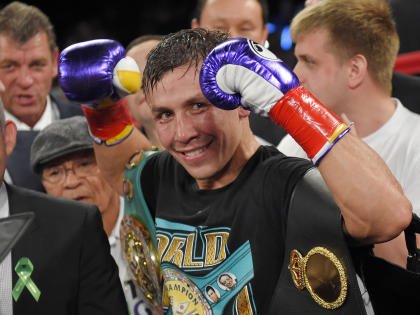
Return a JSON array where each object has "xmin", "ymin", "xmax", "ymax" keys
[
  {"xmin": 94, "ymin": 128, "xmax": 152, "ymax": 196},
  {"xmin": 58, "ymin": 39, "xmax": 151, "ymax": 194},
  {"xmin": 318, "ymin": 133, "xmax": 412, "ymax": 243}
]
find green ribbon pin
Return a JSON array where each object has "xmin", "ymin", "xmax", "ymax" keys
[{"xmin": 12, "ymin": 257, "xmax": 41, "ymax": 302}]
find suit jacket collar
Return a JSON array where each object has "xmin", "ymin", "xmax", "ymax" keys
[
  {"xmin": 50, "ymin": 92, "xmax": 84, "ymax": 119},
  {"xmin": 7, "ymin": 183, "xmax": 39, "ymax": 234}
]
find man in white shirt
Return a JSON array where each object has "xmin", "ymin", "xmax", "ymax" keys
[
  {"xmin": 278, "ymin": 0, "xmax": 420, "ymax": 269},
  {"xmin": 0, "ymin": 2, "xmax": 83, "ymax": 191}
]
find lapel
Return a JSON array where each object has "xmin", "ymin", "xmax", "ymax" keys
[
  {"xmin": 51, "ymin": 93, "xmax": 84, "ymax": 119},
  {"xmin": 7, "ymin": 183, "xmax": 39, "ymax": 234}
]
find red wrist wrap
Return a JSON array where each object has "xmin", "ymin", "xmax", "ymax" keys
[
  {"xmin": 82, "ymin": 98, "xmax": 133, "ymax": 141},
  {"xmin": 269, "ymin": 86, "xmax": 348, "ymax": 162}
]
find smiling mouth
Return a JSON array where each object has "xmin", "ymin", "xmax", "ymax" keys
[
  {"xmin": 181, "ymin": 142, "xmax": 211, "ymax": 157},
  {"xmin": 184, "ymin": 147, "xmax": 206, "ymax": 156}
]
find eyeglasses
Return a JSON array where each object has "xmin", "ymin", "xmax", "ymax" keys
[{"xmin": 42, "ymin": 156, "xmax": 98, "ymax": 184}]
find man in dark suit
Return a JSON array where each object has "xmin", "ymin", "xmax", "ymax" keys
[
  {"xmin": 0, "ymin": 82, "xmax": 128, "ymax": 314},
  {"xmin": 0, "ymin": 2, "xmax": 84, "ymax": 192}
]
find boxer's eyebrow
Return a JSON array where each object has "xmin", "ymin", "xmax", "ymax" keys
[
  {"xmin": 185, "ymin": 95, "xmax": 209, "ymax": 105},
  {"xmin": 151, "ymin": 105, "xmax": 170, "ymax": 114}
]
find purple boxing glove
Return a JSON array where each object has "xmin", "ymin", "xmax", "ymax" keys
[
  {"xmin": 59, "ymin": 39, "xmax": 140, "ymax": 105},
  {"xmin": 58, "ymin": 39, "xmax": 141, "ymax": 145},
  {"xmin": 200, "ymin": 38, "xmax": 349, "ymax": 165},
  {"xmin": 59, "ymin": 39, "xmax": 125, "ymax": 104},
  {"xmin": 200, "ymin": 38, "xmax": 300, "ymax": 116}
]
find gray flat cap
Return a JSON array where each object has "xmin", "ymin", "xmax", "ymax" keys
[{"xmin": 30, "ymin": 116, "xmax": 93, "ymax": 174}]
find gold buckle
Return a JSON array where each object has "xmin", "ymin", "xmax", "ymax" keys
[{"xmin": 288, "ymin": 247, "xmax": 347, "ymax": 309}]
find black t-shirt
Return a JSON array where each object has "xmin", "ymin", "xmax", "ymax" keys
[{"xmin": 141, "ymin": 145, "xmax": 312, "ymax": 314}]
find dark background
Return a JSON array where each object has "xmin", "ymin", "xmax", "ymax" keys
[
  {"xmin": 4, "ymin": 0, "xmax": 307, "ymax": 67},
  {"xmin": 1, "ymin": 0, "xmax": 416, "ymax": 66}
]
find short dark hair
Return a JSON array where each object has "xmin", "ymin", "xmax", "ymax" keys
[
  {"xmin": 126, "ymin": 34, "xmax": 164, "ymax": 52},
  {"xmin": 193, "ymin": 0, "xmax": 269, "ymax": 24},
  {"xmin": 0, "ymin": 1, "xmax": 57, "ymax": 54},
  {"xmin": 142, "ymin": 28, "xmax": 229, "ymax": 98}
]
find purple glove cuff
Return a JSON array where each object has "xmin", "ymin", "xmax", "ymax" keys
[{"xmin": 59, "ymin": 39, "xmax": 126, "ymax": 104}]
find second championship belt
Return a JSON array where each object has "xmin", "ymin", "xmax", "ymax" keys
[{"xmin": 121, "ymin": 149, "xmax": 163, "ymax": 311}]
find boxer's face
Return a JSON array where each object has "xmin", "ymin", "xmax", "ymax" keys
[
  {"xmin": 207, "ymin": 288, "xmax": 219, "ymax": 302},
  {"xmin": 193, "ymin": 0, "xmax": 268, "ymax": 45},
  {"xmin": 148, "ymin": 64, "xmax": 248, "ymax": 189},
  {"xmin": 219, "ymin": 274, "xmax": 235, "ymax": 288},
  {"xmin": 0, "ymin": 32, "xmax": 58, "ymax": 127}
]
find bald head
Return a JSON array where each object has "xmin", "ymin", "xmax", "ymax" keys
[
  {"xmin": 127, "ymin": 39, "xmax": 160, "ymax": 74},
  {"xmin": 192, "ymin": 0, "xmax": 268, "ymax": 45}
]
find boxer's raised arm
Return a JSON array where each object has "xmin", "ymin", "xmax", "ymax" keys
[
  {"xmin": 200, "ymin": 38, "xmax": 412, "ymax": 243},
  {"xmin": 59, "ymin": 39, "xmax": 152, "ymax": 195}
]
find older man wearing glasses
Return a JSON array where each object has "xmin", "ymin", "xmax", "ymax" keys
[
  {"xmin": 30, "ymin": 116, "xmax": 119, "ymax": 236},
  {"xmin": 30, "ymin": 115, "xmax": 154, "ymax": 314}
]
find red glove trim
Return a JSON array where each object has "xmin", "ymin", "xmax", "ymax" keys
[
  {"xmin": 82, "ymin": 98, "xmax": 133, "ymax": 141},
  {"xmin": 269, "ymin": 86, "xmax": 348, "ymax": 163}
]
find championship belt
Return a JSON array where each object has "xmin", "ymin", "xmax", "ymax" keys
[
  {"xmin": 121, "ymin": 148, "xmax": 163, "ymax": 310},
  {"xmin": 162, "ymin": 241, "xmax": 254, "ymax": 315}
]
